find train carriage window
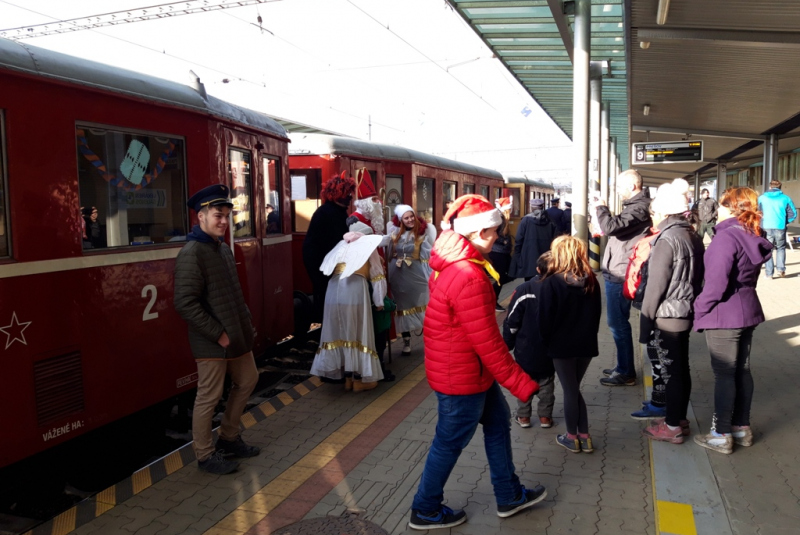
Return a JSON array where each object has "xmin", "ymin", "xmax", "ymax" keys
[
  {"xmin": 509, "ymin": 189, "xmax": 521, "ymax": 218},
  {"xmin": 229, "ymin": 148, "xmax": 253, "ymax": 238},
  {"xmin": 442, "ymin": 181, "xmax": 457, "ymax": 216},
  {"xmin": 0, "ymin": 112, "xmax": 7, "ymax": 257},
  {"xmin": 76, "ymin": 125, "xmax": 187, "ymax": 249},
  {"xmin": 385, "ymin": 174, "xmax": 404, "ymax": 217},
  {"xmin": 289, "ymin": 168, "xmax": 321, "ymax": 233},
  {"xmin": 480, "ymin": 185, "xmax": 489, "ymax": 199},
  {"xmin": 416, "ymin": 177, "xmax": 434, "ymax": 224},
  {"xmin": 493, "ymin": 187, "xmax": 502, "ymax": 203},
  {"xmin": 263, "ymin": 155, "xmax": 282, "ymax": 234},
  {"xmin": 464, "ymin": 183, "xmax": 475, "ymax": 194}
]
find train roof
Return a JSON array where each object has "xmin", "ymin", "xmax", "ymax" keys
[
  {"xmin": 289, "ymin": 133, "xmax": 504, "ymax": 181},
  {"xmin": 0, "ymin": 37, "xmax": 287, "ymax": 141},
  {"xmin": 505, "ymin": 176, "xmax": 554, "ymax": 190}
]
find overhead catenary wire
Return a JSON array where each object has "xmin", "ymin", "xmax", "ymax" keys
[{"xmin": 0, "ymin": 0, "xmax": 404, "ymax": 133}]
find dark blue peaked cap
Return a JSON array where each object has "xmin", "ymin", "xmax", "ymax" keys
[{"xmin": 187, "ymin": 184, "xmax": 233, "ymax": 212}]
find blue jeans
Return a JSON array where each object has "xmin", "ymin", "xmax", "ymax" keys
[
  {"xmin": 764, "ymin": 228, "xmax": 786, "ymax": 277},
  {"xmin": 412, "ymin": 382, "xmax": 521, "ymax": 511},
  {"xmin": 605, "ymin": 280, "xmax": 635, "ymax": 378}
]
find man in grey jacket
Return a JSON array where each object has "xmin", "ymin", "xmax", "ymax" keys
[
  {"xmin": 174, "ymin": 184, "xmax": 260, "ymax": 475},
  {"xmin": 595, "ymin": 170, "xmax": 652, "ymax": 386},
  {"xmin": 693, "ymin": 189, "xmax": 719, "ymax": 241}
]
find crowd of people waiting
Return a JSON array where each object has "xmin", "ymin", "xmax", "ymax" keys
[{"xmin": 169, "ymin": 168, "xmax": 790, "ymax": 528}]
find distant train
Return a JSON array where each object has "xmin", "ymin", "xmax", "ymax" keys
[
  {"xmin": 287, "ymin": 133, "xmax": 505, "ymax": 297},
  {"xmin": 0, "ymin": 37, "xmax": 509, "ymax": 471}
]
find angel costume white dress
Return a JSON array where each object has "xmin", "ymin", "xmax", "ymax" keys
[
  {"xmin": 310, "ymin": 232, "xmax": 387, "ymax": 383},
  {"xmin": 386, "ymin": 221, "xmax": 436, "ymax": 333}
]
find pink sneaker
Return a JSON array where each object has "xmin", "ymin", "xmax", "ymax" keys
[{"xmin": 642, "ymin": 419, "xmax": 684, "ymax": 444}]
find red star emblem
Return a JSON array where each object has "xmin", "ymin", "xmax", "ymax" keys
[{"xmin": 0, "ymin": 312, "xmax": 32, "ymax": 349}]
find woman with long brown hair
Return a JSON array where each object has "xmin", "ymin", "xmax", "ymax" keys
[
  {"xmin": 537, "ymin": 235, "xmax": 602, "ymax": 453},
  {"xmin": 693, "ymin": 187, "xmax": 772, "ymax": 454},
  {"xmin": 387, "ymin": 204, "xmax": 437, "ymax": 355}
]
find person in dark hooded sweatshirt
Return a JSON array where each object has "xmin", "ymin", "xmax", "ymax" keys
[
  {"xmin": 509, "ymin": 198, "xmax": 559, "ymax": 281},
  {"xmin": 693, "ymin": 187, "xmax": 772, "ymax": 454}
]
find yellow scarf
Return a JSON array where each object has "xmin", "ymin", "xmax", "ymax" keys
[
  {"xmin": 468, "ymin": 258, "xmax": 501, "ymax": 284},
  {"xmin": 432, "ymin": 258, "xmax": 500, "ymax": 284}
]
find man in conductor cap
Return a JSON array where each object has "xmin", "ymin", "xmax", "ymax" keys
[{"xmin": 174, "ymin": 184, "xmax": 260, "ymax": 475}]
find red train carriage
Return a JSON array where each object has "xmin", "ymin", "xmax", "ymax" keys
[
  {"xmin": 0, "ymin": 38, "xmax": 293, "ymax": 468},
  {"xmin": 286, "ymin": 133, "xmax": 505, "ymax": 296}
]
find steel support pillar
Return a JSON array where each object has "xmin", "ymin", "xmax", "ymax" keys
[
  {"xmin": 694, "ymin": 171, "xmax": 700, "ymax": 202},
  {"xmin": 763, "ymin": 133, "xmax": 779, "ymax": 191},
  {"xmin": 588, "ymin": 72, "xmax": 602, "ymax": 269},
  {"xmin": 717, "ymin": 162, "xmax": 727, "ymax": 191},
  {"xmin": 571, "ymin": 0, "xmax": 591, "ymax": 243}
]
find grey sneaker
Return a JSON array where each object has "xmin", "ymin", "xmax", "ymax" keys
[
  {"xmin": 198, "ymin": 451, "xmax": 239, "ymax": 474},
  {"xmin": 731, "ymin": 426, "xmax": 753, "ymax": 447},
  {"xmin": 694, "ymin": 432, "xmax": 733, "ymax": 454},
  {"xmin": 600, "ymin": 372, "xmax": 635, "ymax": 386},
  {"xmin": 216, "ymin": 436, "xmax": 261, "ymax": 458}
]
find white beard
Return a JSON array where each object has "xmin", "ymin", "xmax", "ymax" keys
[{"xmin": 354, "ymin": 199, "xmax": 385, "ymax": 234}]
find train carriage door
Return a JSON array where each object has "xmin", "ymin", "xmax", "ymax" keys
[
  {"xmin": 261, "ymin": 154, "xmax": 293, "ymax": 347},
  {"xmin": 227, "ymin": 145, "xmax": 263, "ymax": 341}
]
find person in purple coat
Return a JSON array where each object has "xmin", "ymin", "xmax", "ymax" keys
[{"xmin": 693, "ymin": 187, "xmax": 772, "ymax": 455}]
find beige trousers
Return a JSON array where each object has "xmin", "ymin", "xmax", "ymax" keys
[{"xmin": 192, "ymin": 352, "xmax": 258, "ymax": 462}]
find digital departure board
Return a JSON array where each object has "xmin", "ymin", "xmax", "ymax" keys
[{"xmin": 632, "ymin": 141, "xmax": 703, "ymax": 164}]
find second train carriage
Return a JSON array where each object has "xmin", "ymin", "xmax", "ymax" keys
[
  {"xmin": 502, "ymin": 176, "xmax": 557, "ymax": 243},
  {"xmin": 0, "ymin": 37, "xmax": 294, "ymax": 469},
  {"xmin": 286, "ymin": 133, "xmax": 506, "ymax": 297}
]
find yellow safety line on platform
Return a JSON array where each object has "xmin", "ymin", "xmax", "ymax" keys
[
  {"xmin": 657, "ymin": 501, "xmax": 698, "ymax": 535},
  {"xmin": 644, "ymin": 374, "xmax": 653, "ymax": 387},
  {"xmin": 206, "ymin": 364, "xmax": 428, "ymax": 535}
]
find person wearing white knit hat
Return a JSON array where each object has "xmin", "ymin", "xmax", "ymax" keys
[
  {"xmin": 639, "ymin": 178, "xmax": 706, "ymax": 445},
  {"xmin": 311, "ymin": 221, "xmax": 387, "ymax": 392},
  {"xmin": 386, "ymin": 204, "xmax": 437, "ymax": 355}
]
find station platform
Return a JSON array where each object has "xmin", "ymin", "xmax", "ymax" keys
[{"xmin": 29, "ymin": 250, "xmax": 800, "ymax": 535}]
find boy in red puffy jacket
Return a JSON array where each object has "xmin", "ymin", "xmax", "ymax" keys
[{"xmin": 408, "ymin": 195, "xmax": 547, "ymax": 531}]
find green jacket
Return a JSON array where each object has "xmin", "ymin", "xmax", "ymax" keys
[{"xmin": 174, "ymin": 239, "xmax": 253, "ymax": 360}]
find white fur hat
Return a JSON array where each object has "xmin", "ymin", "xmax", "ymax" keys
[
  {"xmin": 394, "ymin": 204, "xmax": 414, "ymax": 220},
  {"xmin": 651, "ymin": 178, "xmax": 690, "ymax": 216}
]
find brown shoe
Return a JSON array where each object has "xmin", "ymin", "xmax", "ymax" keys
[
  {"xmin": 514, "ymin": 416, "xmax": 532, "ymax": 428},
  {"xmin": 539, "ymin": 417, "xmax": 553, "ymax": 428},
  {"xmin": 353, "ymin": 379, "xmax": 378, "ymax": 392}
]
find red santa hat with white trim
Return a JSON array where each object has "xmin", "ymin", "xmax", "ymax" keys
[
  {"xmin": 442, "ymin": 194, "xmax": 503, "ymax": 236},
  {"xmin": 494, "ymin": 196, "xmax": 512, "ymax": 212}
]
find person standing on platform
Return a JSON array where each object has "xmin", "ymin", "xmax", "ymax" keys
[
  {"xmin": 350, "ymin": 168, "xmax": 387, "ymax": 236},
  {"xmin": 545, "ymin": 198, "xmax": 565, "ymax": 235},
  {"xmin": 757, "ymin": 180, "xmax": 797, "ymax": 279},
  {"xmin": 302, "ymin": 173, "xmax": 356, "ymax": 323},
  {"xmin": 638, "ymin": 179, "xmax": 705, "ymax": 445},
  {"xmin": 509, "ymin": 198, "xmax": 559, "ymax": 281},
  {"xmin": 562, "ymin": 201, "xmax": 573, "ymax": 235},
  {"xmin": 693, "ymin": 188, "xmax": 719, "ymax": 242},
  {"xmin": 311, "ymin": 221, "xmax": 387, "ymax": 391},
  {"xmin": 409, "ymin": 195, "xmax": 546, "ymax": 530},
  {"xmin": 174, "ymin": 184, "xmax": 260, "ymax": 475},
  {"xmin": 489, "ymin": 196, "xmax": 514, "ymax": 311},
  {"xmin": 595, "ymin": 169, "xmax": 652, "ymax": 386},
  {"xmin": 694, "ymin": 187, "xmax": 772, "ymax": 454},
  {"xmin": 386, "ymin": 204, "xmax": 436, "ymax": 355},
  {"xmin": 538, "ymin": 236, "xmax": 602, "ymax": 453},
  {"xmin": 503, "ymin": 252, "xmax": 556, "ymax": 429}
]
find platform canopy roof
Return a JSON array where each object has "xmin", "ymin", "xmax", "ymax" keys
[
  {"xmin": 449, "ymin": 0, "xmax": 800, "ymax": 186},
  {"xmin": 448, "ymin": 0, "xmax": 629, "ymax": 167}
]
